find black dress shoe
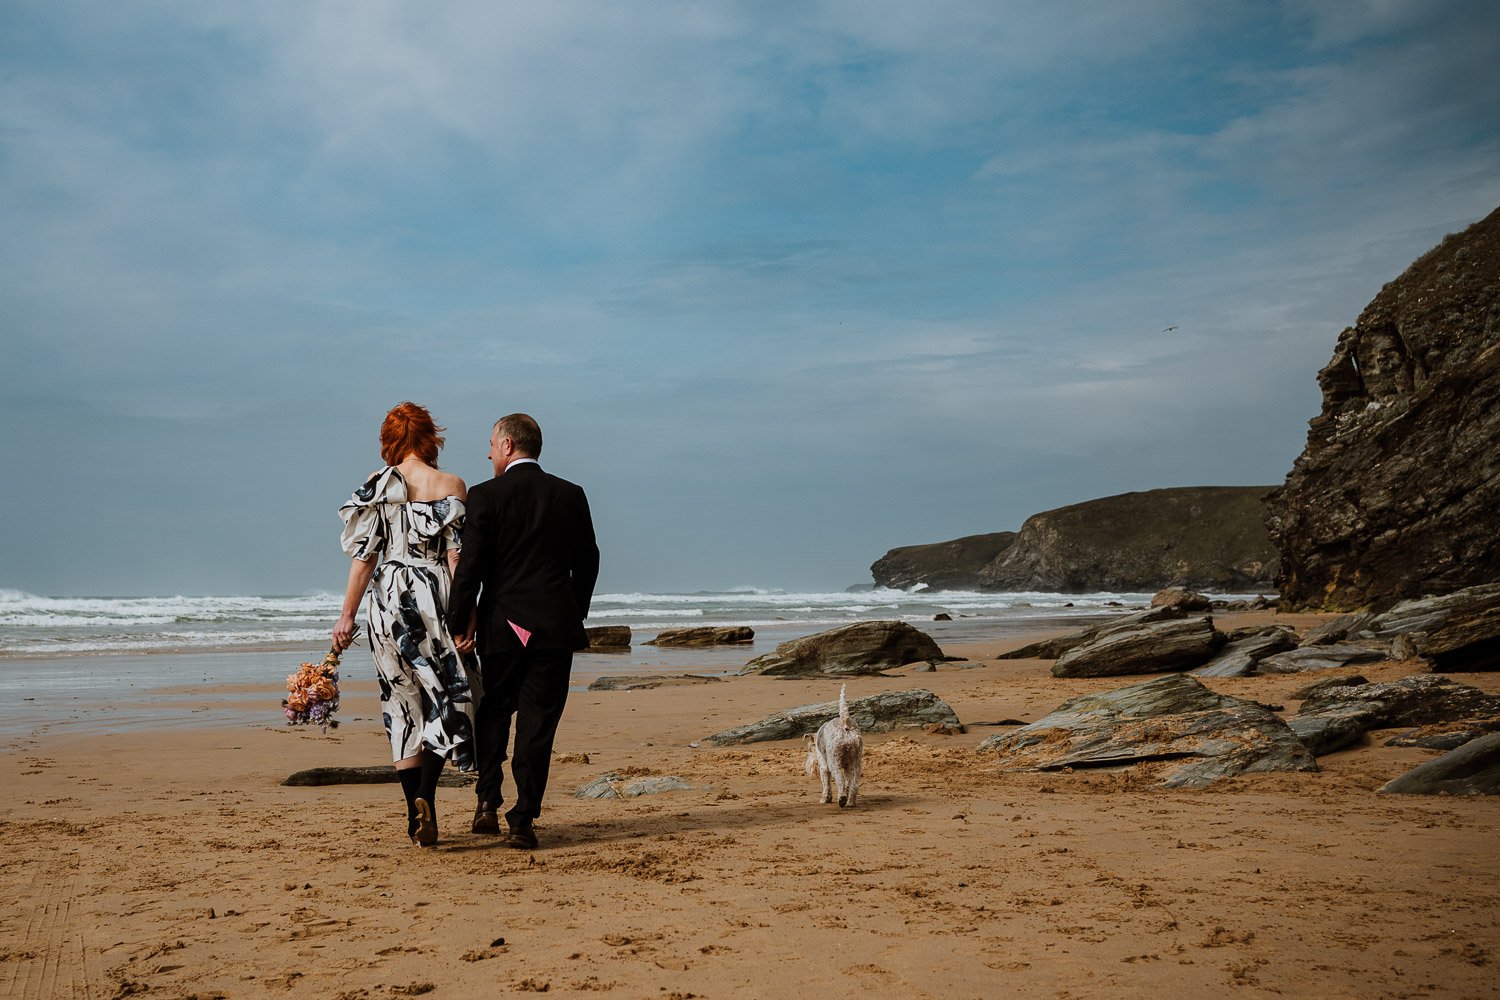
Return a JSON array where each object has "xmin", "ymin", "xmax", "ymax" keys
[
  {"xmin": 505, "ymin": 821, "xmax": 539, "ymax": 850},
  {"xmin": 471, "ymin": 802, "xmax": 501, "ymax": 835}
]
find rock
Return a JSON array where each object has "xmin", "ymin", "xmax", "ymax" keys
[
  {"xmin": 587, "ymin": 674, "xmax": 724, "ymax": 691},
  {"xmin": 647, "ymin": 626, "xmax": 754, "ymax": 647},
  {"xmin": 575, "ymin": 773, "xmax": 696, "ymax": 799},
  {"xmin": 932, "ymin": 613, "xmax": 952, "ymax": 621},
  {"xmin": 1385, "ymin": 717, "xmax": 1500, "ymax": 750},
  {"xmin": 586, "ymin": 625, "xmax": 632, "ymax": 649},
  {"xmin": 704, "ymin": 689, "xmax": 962, "ymax": 745},
  {"xmin": 1266, "ymin": 208, "xmax": 1500, "ymax": 611},
  {"xmin": 1288, "ymin": 714, "xmax": 1368, "ymax": 756},
  {"xmin": 978, "ymin": 486, "xmax": 1279, "ymax": 593},
  {"xmin": 1299, "ymin": 612, "xmax": 1376, "ymax": 647},
  {"xmin": 1193, "ymin": 626, "xmax": 1299, "ymax": 678},
  {"xmin": 977, "ymin": 673, "xmax": 1317, "ymax": 788},
  {"xmin": 1052, "ymin": 615, "xmax": 1225, "ymax": 678},
  {"xmin": 742, "ymin": 621, "xmax": 943, "ymax": 677},
  {"xmin": 1152, "ymin": 588, "xmax": 1212, "ymax": 611},
  {"xmin": 1378, "ymin": 732, "xmax": 1500, "ymax": 795},
  {"xmin": 1290, "ymin": 674, "xmax": 1369, "ymax": 700},
  {"xmin": 1389, "ymin": 633, "xmax": 1419, "ymax": 661},
  {"xmin": 870, "ymin": 532, "xmax": 1018, "ymax": 590},
  {"xmin": 1361, "ymin": 583, "xmax": 1500, "ymax": 671},
  {"xmin": 1254, "ymin": 643, "xmax": 1388, "ymax": 674},
  {"xmin": 1296, "ymin": 676, "xmax": 1500, "ymax": 741},
  {"xmin": 283, "ymin": 766, "xmax": 475, "ymax": 787},
  {"xmin": 996, "ymin": 607, "xmax": 1188, "ymax": 661}
]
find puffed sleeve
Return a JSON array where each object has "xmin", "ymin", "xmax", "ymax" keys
[
  {"xmin": 441, "ymin": 498, "xmax": 466, "ymax": 555},
  {"xmin": 339, "ymin": 470, "xmax": 390, "ymax": 560}
]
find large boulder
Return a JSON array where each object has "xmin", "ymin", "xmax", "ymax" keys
[
  {"xmin": 742, "ymin": 621, "xmax": 943, "ymax": 677},
  {"xmin": 1293, "ymin": 675, "xmax": 1500, "ymax": 754},
  {"xmin": 977, "ymin": 673, "xmax": 1317, "ymax": 788},
  {"xmin": 870, "ymin": 532, "xmax": 1017, "ymax": 590},
  {"xmin": 1360, "ymin": 583, "xmax": 1500, "ymax": 671},
  {"xmin": 1266, "ymin": 207, "xmax": 1500, "ymax": 611},
  {"xmin": 704, "ymin": 689, "xmax": 961, "ymax": 745},
  {"xmin": 978, "ymin": 486, "xmax": 1279, "ymax": 593},
  {"xmin": 586, "ymin": 625, "xmax": 632, "ymax": 649},
  {"xmin": 648, "ymin": 626, "xmax": 754, "ymax": 647},
  {"xmin": 1052, "ymin": 615, "xmax": 1226, "ymax": 678},
  {"xmin": 1379, "ymin": 732, "xmax": 1500, "ymax": 795}
]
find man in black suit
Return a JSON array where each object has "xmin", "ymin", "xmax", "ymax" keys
[{"xmin": 448, "ymin": 413, "xmax": 599, "ymax": 849}]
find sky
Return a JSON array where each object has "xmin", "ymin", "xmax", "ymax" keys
[{"xmin": 2, "ymin": 0, "xmax": 1498, "ymax": 597}]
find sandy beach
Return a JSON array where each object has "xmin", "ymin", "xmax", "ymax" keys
[{"xmin": 4, "ymin": 612, "xmax": 1499, "ymax": 1000}]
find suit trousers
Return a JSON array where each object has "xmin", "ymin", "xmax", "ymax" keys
[{"xmin": 474, "ymin": 646, "xmax": 573, "ymax": 824}]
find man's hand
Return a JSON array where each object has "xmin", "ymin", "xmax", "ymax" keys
[{"xmin": 454, "ymin": 611, "xmax": 478, "ymax": 654}]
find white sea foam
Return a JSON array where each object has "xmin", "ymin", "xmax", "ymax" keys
[{"xmin": 0, "ymin": 587, "xmax": 1265, "ymax": 656}]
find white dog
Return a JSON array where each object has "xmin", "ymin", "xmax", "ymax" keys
[{"xmin": 804, "ymin": 685, "xmax": 863, "ymax": 807}]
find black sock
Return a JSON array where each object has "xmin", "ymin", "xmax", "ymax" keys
[
  {"xmin": 397, "ymin": 767, "xmax": 422, "ymax": 839},
  {"xmin": 417, "ymin": 749, "xmax": 444, "ymax": 831}
]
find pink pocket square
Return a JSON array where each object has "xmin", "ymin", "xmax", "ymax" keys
[{"xmin": 508, "ymin": 620, "xmax": 532, "ymax": 647}]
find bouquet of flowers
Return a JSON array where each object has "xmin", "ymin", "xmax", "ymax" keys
[{"xmin": 283, "ymin": 637, "xmax": 348, "ymax": 731}]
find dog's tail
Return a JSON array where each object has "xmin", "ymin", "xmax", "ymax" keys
[{"xmin": 838, "ymin": 684, "xmax": 850, "ymax": 727}]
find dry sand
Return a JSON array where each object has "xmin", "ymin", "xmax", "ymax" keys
[{"xmin": 4, "ymin": 612, "xmax": 1499, "ymax": 999}]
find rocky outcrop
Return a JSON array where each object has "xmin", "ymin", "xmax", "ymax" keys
[
  {"xmin": 870, "ymin": 532, "xmax": 1017, "ymax": 590},
  {"xmin": 1152, "ymin": 588, "xmax": 1212, "ymax": 611},
  {"xmin": 742, "ymin": 621, "xmax": 943, "ymax": 677},
  {"xmin": 586, "ymin": 625, "xmax": 632, "ymax": 649},
  {"xmin": 575, "ymin": 773, "xmax": 696, "ymax": 798},
  {"xmin": 704, "ymin": 689, "xmax": 961, "ymax": 745},
  {"xmin": 1293, "ymin": 675, "xmax": 1500, "ymax": 757},
  {"xmin": 977, "ymin": 673, "xmax": 1317, "ymax": 788},
  {"xmin": 1361, "ymin": 583, "xmax": 1500, "ymax": 671},
  {"xmin": 1266, "ymin": 207, "xmax": 1500, "ymax": 610},
  {"xmin": 282, "ymin": 765, "xmax": 473, "ymax": 787},
  {"xmin": 647, "ymin": 626, "xmax": 754, "ymax": 647},
  {"xmin": 979, "ymin": 487, "xmax": 1279, "ymax": 593},
  {"xmin": 587, "ymin": 674, "xmax": 724, "ymax": 691},
  {"xmin": 1192, "ymin": 626, "xmax": 1299, "ymax": 678},
  {"xmin": 1378, "ymin": 732, "xmax": 1500, "ymax": 795},
  {"xmin": 1254, "ymin": 643, "xmax": 1388, "ymax": 674},
  {"xmin": 996, "ymin": 607, "xmax": 1184, "ymax": 660},
  {"xmin": 1051, "ymin": 615, "xmax": 1226, "ymax": 678}
]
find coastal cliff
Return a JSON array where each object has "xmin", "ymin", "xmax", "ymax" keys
[
  {"xmin": 871, "ymin": 486, "xmax": 1278, "ymax": 593},
  {"xmin": 870, "ymin": 532, "xmax": 1016, "ymax": 590},
  {"xmin": 1265, "ymin": 206, "xmax": 1500, "ymax": 611}
]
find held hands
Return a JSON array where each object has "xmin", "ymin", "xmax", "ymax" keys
[{"xmin": 454, "ymin": 610, "xmax": 478, "ymax": 655}]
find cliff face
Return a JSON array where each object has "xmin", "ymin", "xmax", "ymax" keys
[
  {"xmin": 978, "ymin": 487, "xmax": 1279, "ymax": 593},
  {"xmin": 1265, "ymin": 207, "xmax": 1500, "ymax": 611},
  {"xmin": 870, "ymin": 532, "xmax": 1016, "ymax": 590}
]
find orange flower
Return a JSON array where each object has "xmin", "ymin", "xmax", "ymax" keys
[{"xmin": 286, "ymin": 691, "xmax": 309, "ymax": 713}]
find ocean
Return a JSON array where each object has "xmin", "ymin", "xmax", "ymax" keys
[
  {"xmin": 0, "ymin": 586, "xmax": 1264, "ymax": 740},
  {"xmin": 0, "ymin": 586, "xmax": 1216, "ymax": 657}
]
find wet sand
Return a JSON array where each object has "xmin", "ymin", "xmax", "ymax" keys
[{"xmin": 3, "ymin": 612, "xmax": 1498, "ymax": 999}]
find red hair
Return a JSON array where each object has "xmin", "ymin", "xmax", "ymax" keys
[{"xmin": 380, "ymin": 402, "xmax": 446, "ymax": 466}]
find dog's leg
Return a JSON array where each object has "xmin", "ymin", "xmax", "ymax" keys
[
  {"xmin": 833, "ymin": 758, "xmax": 848, "ymax": 807},
  {"xmin": 845, "ymin": 758, "xmax": 860, "ymax": 808},
  {"xmin": 819, "ymin": 760, "xmax": 833, "ymax": 804}
]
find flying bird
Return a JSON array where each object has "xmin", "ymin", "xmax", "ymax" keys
[{"xmin": 1162, "ymin": 326, "xmax": 1178, "ymax": 333}]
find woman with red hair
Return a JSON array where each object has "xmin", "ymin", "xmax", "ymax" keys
[{"xmin": 332, "ymin": 402, "xmax": 480, "ymax": 846}]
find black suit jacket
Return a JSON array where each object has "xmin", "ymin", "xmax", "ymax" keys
[{"xmin": 447, "ymin": 463, "xmax": 600, "ymax": 653}]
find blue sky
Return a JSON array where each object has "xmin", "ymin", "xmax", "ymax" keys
[{"xmin": 2, "ymin": 0, "xmax": 1497, "ymax": 596}]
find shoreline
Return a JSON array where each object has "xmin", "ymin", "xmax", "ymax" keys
[{"xmin": 6, "ymin": 610, "xmax": 1496, "ymax": 998}]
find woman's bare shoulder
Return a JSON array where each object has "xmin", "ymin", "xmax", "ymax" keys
[{"xmin": 442, "ymin": 471, "xmax": 468, "ymax": 500}]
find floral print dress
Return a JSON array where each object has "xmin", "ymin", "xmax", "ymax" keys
[{"xmin": 340, "ymin": 467, "xmax": 480, "ymax": 770}]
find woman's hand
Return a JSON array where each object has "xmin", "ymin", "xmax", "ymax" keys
[{"xmin": 333, "ymin": 612, "xmax": 359, "ymax": 652}]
